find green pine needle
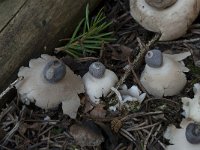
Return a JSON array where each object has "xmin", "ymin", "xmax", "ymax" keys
[{"xmin": 57, "ymin": 4, "xmax": 114, "ymax": 58}]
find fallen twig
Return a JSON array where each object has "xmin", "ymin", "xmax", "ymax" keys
[
  {"xmin": 0, "ymin": 77, "xmax": 23, "ymax": 100},
  {"xmin": 126, "ymin": 122, "xmax": 161, "ymax": 131},
  {"xmin": 143, "ymin": 125, "xmax": 155, "ymax": 150},
  {"xmin": 119, "ymin": 128, "xmax": 136, "ymax": 142},
  {"xmin": 1, "ymin": 105, "xmax": 27, "ymax": 146},
  {"xmin": 121, "ymin": 111, "xmax": 163, "ymax": 121}
]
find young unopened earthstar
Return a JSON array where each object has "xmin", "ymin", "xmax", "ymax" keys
[{"xmin": 83, "ymin": 62, "xmax": 118, "ymax": 104}]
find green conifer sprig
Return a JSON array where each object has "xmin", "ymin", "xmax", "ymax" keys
[{"xmin": 55, "ymin": 4, "xmax": 114, "ymax": 58}]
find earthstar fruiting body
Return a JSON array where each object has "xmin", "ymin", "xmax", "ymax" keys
[
  {"xmin": 164, "ymin": 119, "xmax": 200, "ymax": 150},
  {"xmin": 130, "ymin": 0, "xmax": 200, "ymax": 41},
  {"xmin": 16, "ymin": 54, "xmax": 84, "ymax": 119},
  {"xmin": 140, "ymin": 50, "xmax": 191, "ymax": 97},
  {"xmin": 83, "ymin": 62, "xmax": 118, "ymax": 104}
]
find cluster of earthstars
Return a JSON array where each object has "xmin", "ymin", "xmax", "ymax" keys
[
  {"xmin": 17, "ymin": 50, "xmax": 191, "ymax": 116},
  {"xmin": 15, "ymin": 49, "xmax": 198, "ymax": 149},
  {"xmin": 129, "ymin": 0, "xmax": 200, "ymax": 149},
  {"xmin": 130, "ymin": 0, "xmax": 200, "ymax": 41},
  {"xmin": 15, "ymin": 0, "xmax": 200, "ymax": 148}
]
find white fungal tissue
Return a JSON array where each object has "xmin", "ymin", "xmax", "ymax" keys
[
  {"xmin": 15, "ymin": 54, "xmax": 84, "ymax": 119},
  {"xmin": 109, "ymin": 84, "xmax": 146, "ymax": 111},
  {"xmin": 140, "ymin": 50, "xmax": 191, "ymax": 97},
  {"xmin": 164, "ymin": 119, "xmax": 200, "ymax": 150},
  {"xmin": 130, "ymin": 0, "xmax": 200, "ymax": 41},
  {"xmin": 182, "ymin": 83, "xmax": 200, "ymax": 122}
]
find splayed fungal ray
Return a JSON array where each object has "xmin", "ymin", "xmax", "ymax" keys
[{"xmin": 15, "ymin": 54, "xmax": 84, "ymax": 119}]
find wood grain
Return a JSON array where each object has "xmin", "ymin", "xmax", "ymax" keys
[{"xmin": 0, "ymin": 0, "xmax": 100, "ymax": 91}]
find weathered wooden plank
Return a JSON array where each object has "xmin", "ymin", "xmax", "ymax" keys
[
  {"xmin": 0, "ymin": 0, "xmax": 101, "ymax": 91},
  {"xmin": 0, "ymin": 0, "xmax": 27, "ymax": 31}
]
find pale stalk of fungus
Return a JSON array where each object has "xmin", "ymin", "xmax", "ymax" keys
[
  {"xmin": 130, "ymin": 0, "xmax": 200, "ymax": 41},
  {"xmin": 16, "ymin": 54, "xmax": 84, "ymax": 119}
]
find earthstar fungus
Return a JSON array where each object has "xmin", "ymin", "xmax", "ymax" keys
[
  {"xmin": 164, "ymin": 119, "xmax": 200, "ymax": 150},
  {"xmin": 83, "ymin": 62, "xmax": 118, "ymax": 104},
  {"xmin": 140, "ymin": 49, "xmax": 191, "ymax": 97},
  {"xmin": 130, "ymin": 0, "xmax": 200, "ymax": 41},
  {"xmin": 164, "ymin": 83, "xmax": 200, "ymax": 149},
  {"xmin": 16, "ymin": 54, "xmax": 84, "ymax": 119}
]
